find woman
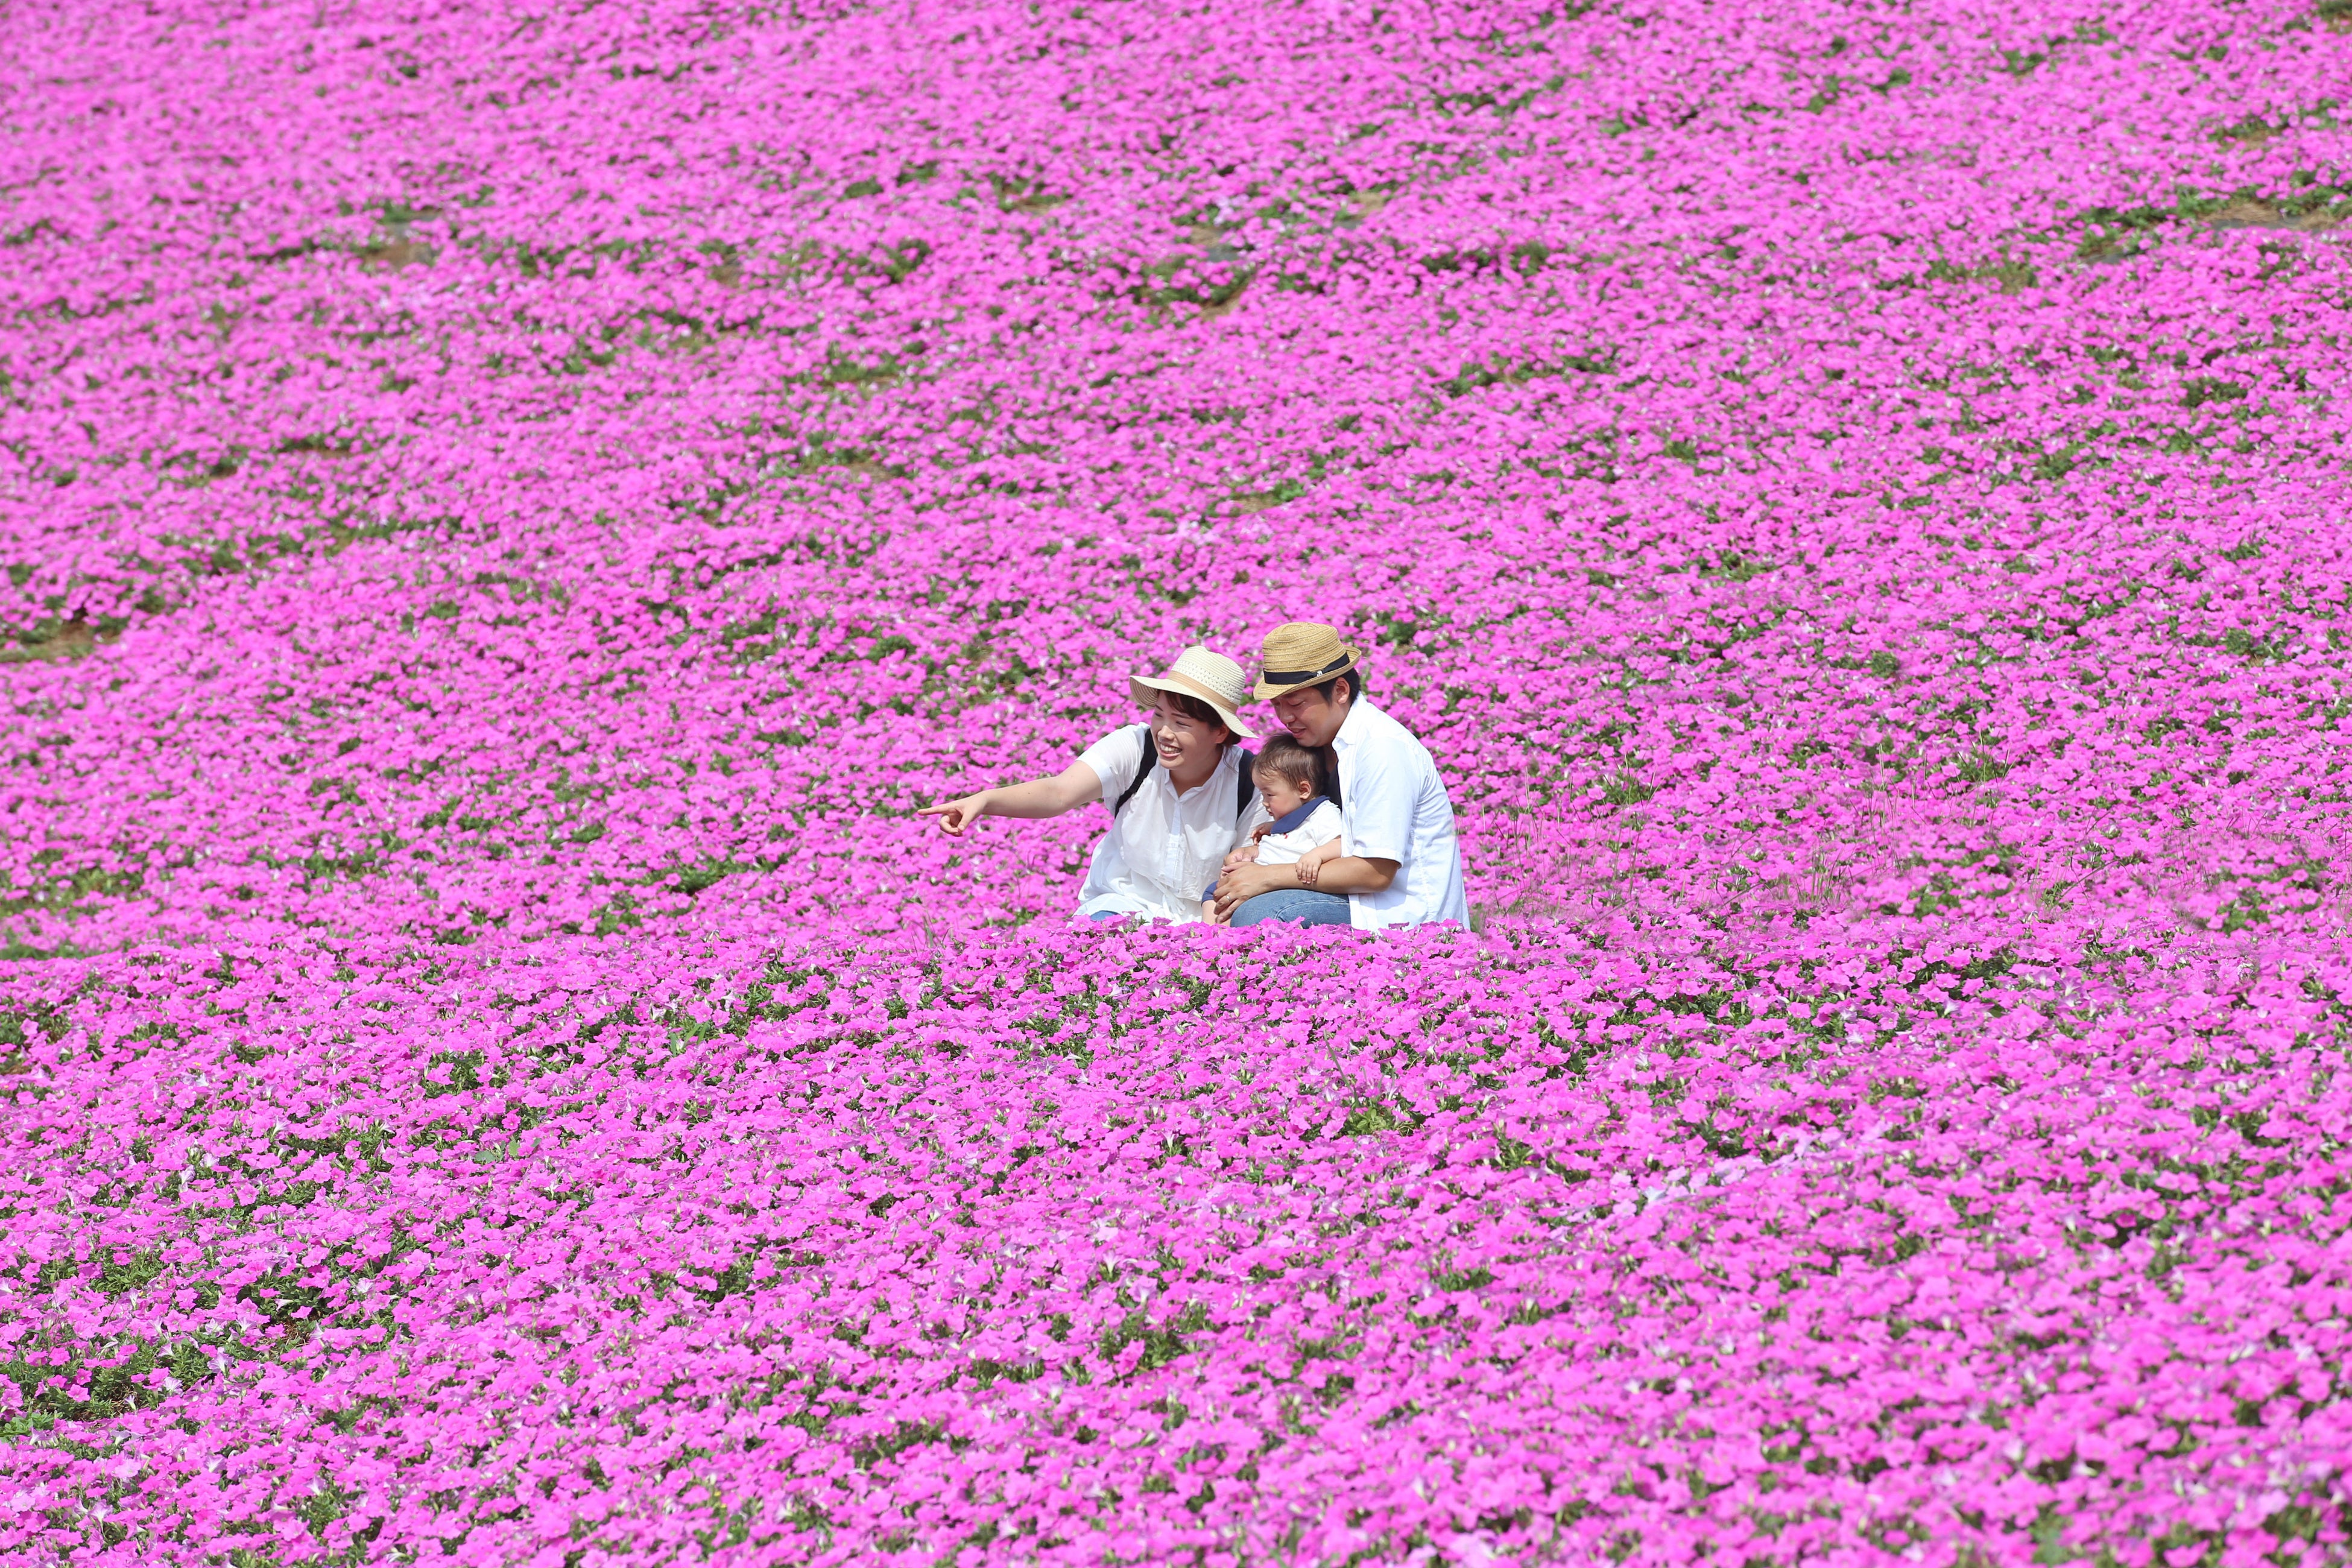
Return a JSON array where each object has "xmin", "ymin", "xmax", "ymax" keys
[{"xmin": 920, "ymin": 647, "xmax": 1269, "ymax": 922}]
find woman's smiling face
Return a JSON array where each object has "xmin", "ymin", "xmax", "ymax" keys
[{"xmin": 1148, "ymin": 692, "xmax": 1230, "ymax": 777}]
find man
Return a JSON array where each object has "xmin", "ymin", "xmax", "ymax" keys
[{"xmin": 1214, "ymin": 622, "xmax": 1470, "ymax": 929}]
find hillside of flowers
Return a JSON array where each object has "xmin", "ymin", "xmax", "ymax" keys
[{"xmin": 4, "ymin": 0, "xmax": 2352, "ymax": 1561}]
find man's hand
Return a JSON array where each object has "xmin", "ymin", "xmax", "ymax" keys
[
  {"xmin": 917, "ymin": 790, "xmax": 994, "ymax": 836},
  {"xmin": 1213, "ymin": 860, "xmax": 1291, "ymax": 919}
]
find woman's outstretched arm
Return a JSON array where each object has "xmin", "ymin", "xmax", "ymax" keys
[{"xmin": 918, "ymin": 760, "xmax": 1104, "ymax": 836}]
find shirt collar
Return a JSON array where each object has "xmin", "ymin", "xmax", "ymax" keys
[
  {"xmin": 1332, "ymin": 698, "xmax": 1376, "ymax": 750},
  {"xmin": 1266, "ymin": 795, "xmax": 1330, "ymax": 835}
]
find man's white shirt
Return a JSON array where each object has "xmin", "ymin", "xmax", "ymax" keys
[
  {"xmin": 1331, "ymin": 699, "xmax": 1470, "ymax": 931},
  {"xmin": 1074, "ymin": 726, "xmax": 1269, "ymax": 922}
]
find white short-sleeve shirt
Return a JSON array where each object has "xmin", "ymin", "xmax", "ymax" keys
[
  {"xmin": 1075, "ymin": 726, "xmax": 1269, "ymax": 923},
  {"xmin": 1331, "ymin": 699, "xmax": 1470, "ymax": 931}
]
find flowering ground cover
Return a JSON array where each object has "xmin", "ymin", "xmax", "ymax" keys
[{"xmin": 4, "ymin": 0, "xmax": 2352, "ymax": 1561}]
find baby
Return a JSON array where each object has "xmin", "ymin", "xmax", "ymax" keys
[{"xmin": 1203, "ymin": 733, "xmax": 1345, "ymax": 923}]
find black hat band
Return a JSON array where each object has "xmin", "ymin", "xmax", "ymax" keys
[{"xmin": 1262, "ymin": 653, "xmax": 1356, "ymax": 685}]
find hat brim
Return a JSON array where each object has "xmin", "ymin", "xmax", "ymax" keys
[
  {"xmin": 1251, "ymin": 650, "xmax": 1361, "ymax": 702},
  {"xmin": 1131, "ymin": 673, "xmax": 1255, "ymax": 739}
]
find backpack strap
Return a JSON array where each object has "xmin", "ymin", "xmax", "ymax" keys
[
  {"xmin": 1110, "ymin": 727, "xmax": 1155, "ymax": 816},
  {"xmin": 1234, "ymin": 755, "xmax": 1256, "ymax": 820}
]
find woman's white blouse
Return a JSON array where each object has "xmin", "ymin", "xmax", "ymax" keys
[{"xmin": 1074, "ymin": 726, "xmax": 1268, "ymax": 922}]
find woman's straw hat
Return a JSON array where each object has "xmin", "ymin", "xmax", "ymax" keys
[
  {"xmin": 1252, "ymin": 622, "xmax": 1364, "ymax": 701},
  {"xmin": 1129, "ymin": 646, "xmax": 1256, "ymax": 739}
]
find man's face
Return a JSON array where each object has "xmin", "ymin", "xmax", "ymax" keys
[{"xmin": 1271, "ymin": 684, "xmax": 1347, "ymax": 748}]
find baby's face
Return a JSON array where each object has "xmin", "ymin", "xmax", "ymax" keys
[{"xmin": 1257, "ymin": 769, "xmax": 1312, "ymax": 819}]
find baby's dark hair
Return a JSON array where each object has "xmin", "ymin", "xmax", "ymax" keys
[{"xmin": 1251, "ymin": 733, "xmax": 1324, "ymax": 794}]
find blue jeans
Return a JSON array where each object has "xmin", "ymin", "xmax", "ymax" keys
[{"xmin": 1229, "ymin": 890, "xmax": 1353, "ymax": 928}]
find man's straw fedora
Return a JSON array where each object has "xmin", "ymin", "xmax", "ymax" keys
[
  {"xmin": 1252, "ymin": 622, "xmax": 1364, "ymax": 701},
  {"xmin": 1129, "ymin": 646, "xmax": 1256, "ymax": 738}
]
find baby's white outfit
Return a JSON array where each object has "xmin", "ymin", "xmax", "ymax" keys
[
  {"xmin": 1254, "ymin": 798, "xmax": 1344, "ymax": 865},
  {"xmin": 1207, "ymin": 796, "xmax": 1345, "ymax": 903}
]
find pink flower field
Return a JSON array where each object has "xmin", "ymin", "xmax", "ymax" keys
[{"xmin": 5, "ymin": 0, "xmax": 2352, "ymax": 1561}]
